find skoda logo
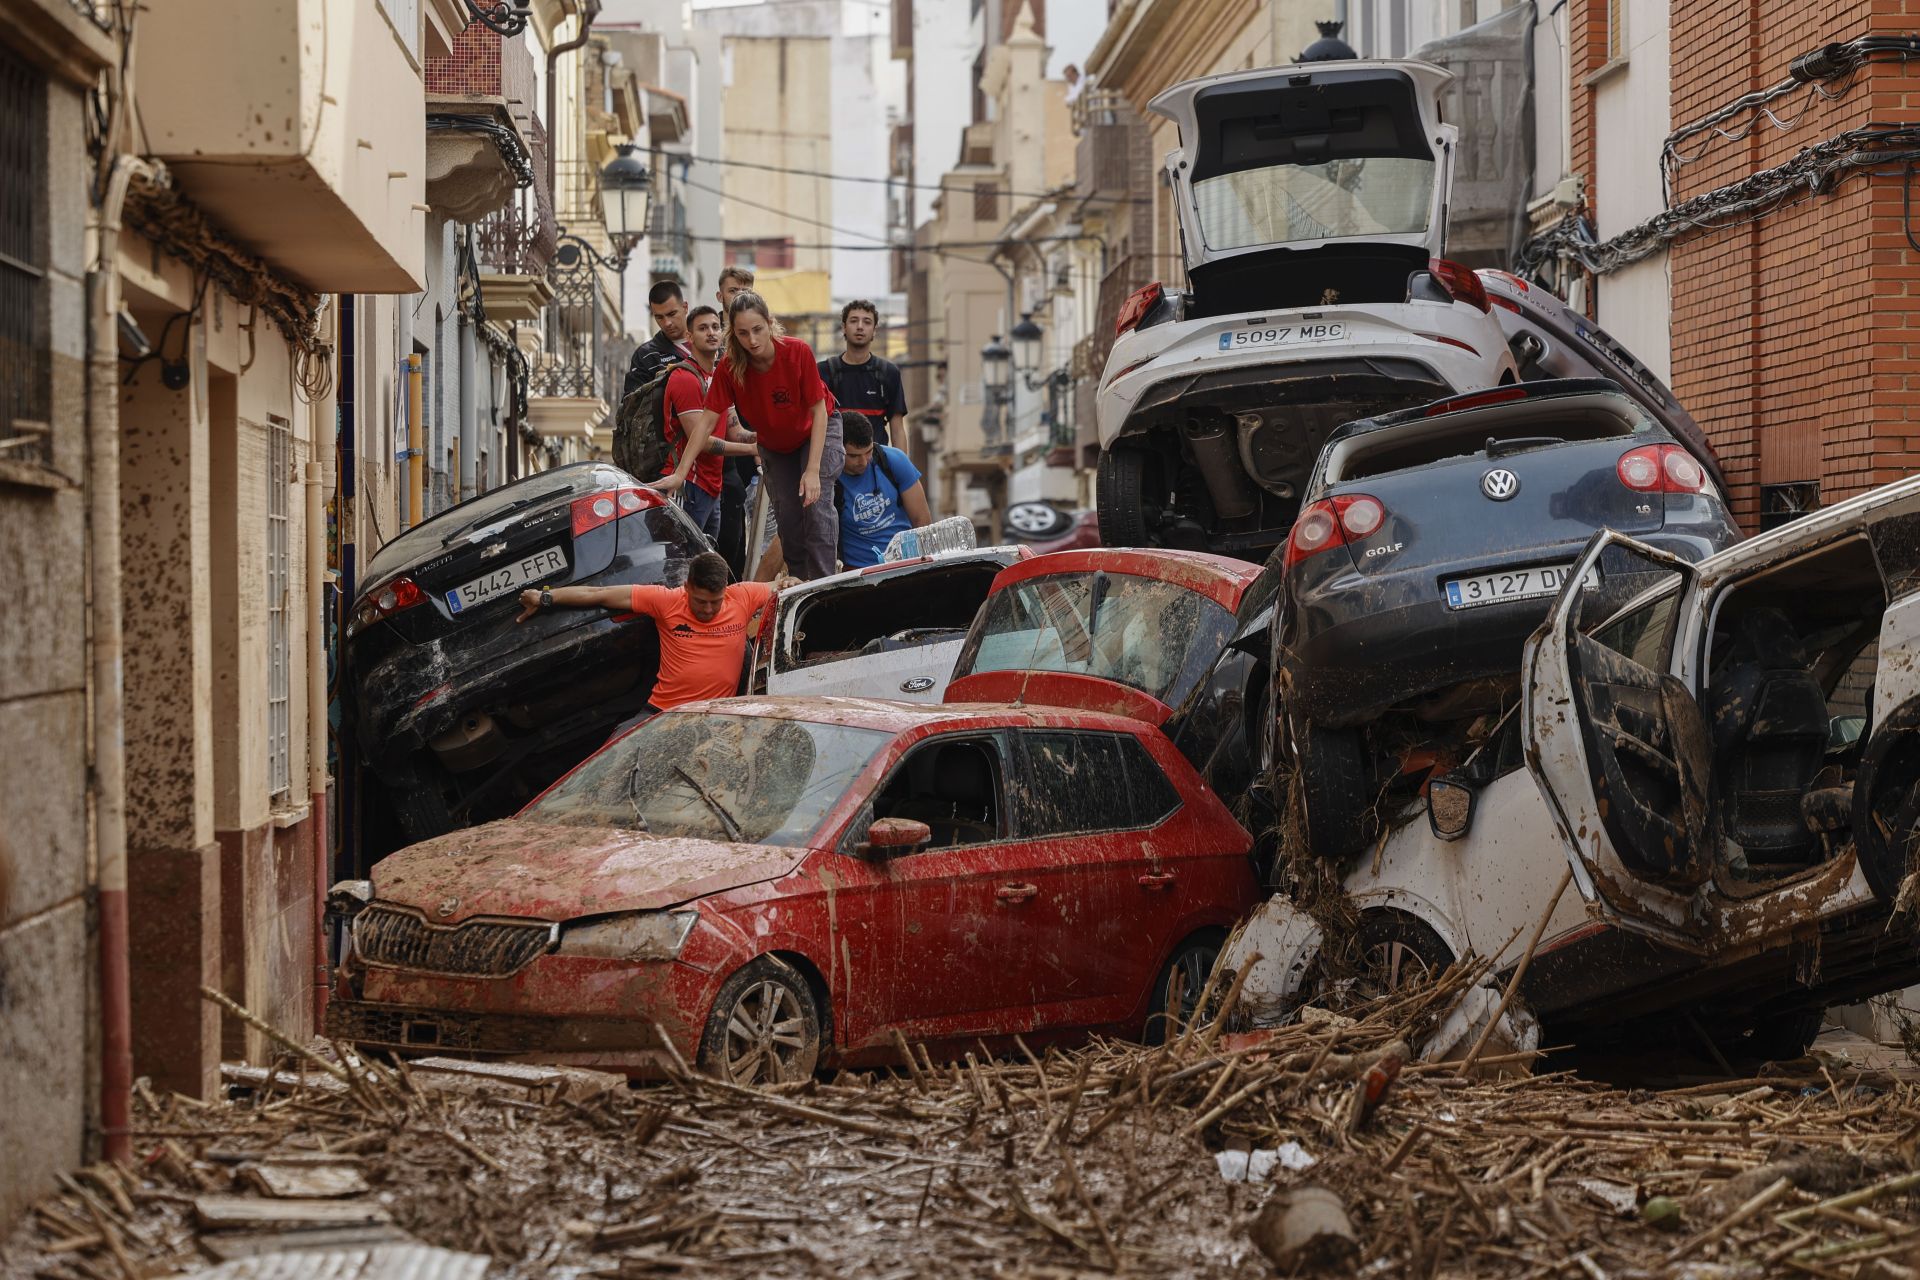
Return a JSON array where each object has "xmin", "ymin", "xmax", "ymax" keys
[
  {"xmin": 900, "ymin": 676, "xmax": 936, "ymax": 694},
  {"xmin": 1481, "ymin": 468, "xmax": 1520, "ymax": 501},
  {"xmin": 434, "ymin": 896, "xmax": 459, "ymax": 920}
]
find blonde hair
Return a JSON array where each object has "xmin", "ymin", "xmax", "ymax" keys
[
  {"xmin": 718, "ymin": 265, "xmax": 757, "ymax": 290},
  {"xmin": 723, "ymin": 291, "xmax": 785, "ymax": 379}
]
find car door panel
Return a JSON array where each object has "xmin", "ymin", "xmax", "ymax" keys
[{"xmin": 1523, "ymin": 532, "xmax": 1706, "ymax": 942}]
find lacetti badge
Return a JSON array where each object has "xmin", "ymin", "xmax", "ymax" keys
[{"xmin": 1481, "ymin": 469, "xmax": 1520, "ymax": 501}]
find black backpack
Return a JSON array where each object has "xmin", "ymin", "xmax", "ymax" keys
[{"xmin": 613, "ymin": 357, "xmax": 700, "ymax": 481}]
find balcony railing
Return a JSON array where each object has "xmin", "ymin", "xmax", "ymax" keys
[
  {"xmin": 1074, "ymin": 88, "xmax": 1139, "ymax": 206},
  {"xmin": 475, "ymin": 119, "xmax": 557, "ymax": 277},
  {"xmin": 1086, "ymin": 253, "xmax": 1155, "ymax": 379}
]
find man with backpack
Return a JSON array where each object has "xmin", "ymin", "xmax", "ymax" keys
[
  {"xmin": 819, "ymin": 299, "xmax": 907, "ymax": 449},
  {"xmin": 621, "ymin": 280, "xmax": 695, "ymax": 407},
  {"xmin": 836, "ymin": 415, "xmax": 931, "ymax": 568},
  {"xmin": 650, "ymin": 305, "xmax": 753, "ymax": 538}
]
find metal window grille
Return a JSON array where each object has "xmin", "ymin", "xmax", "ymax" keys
[
  {"xmin": 267, "ymin": 414, "xmax": 293, "ymax": 801},
  {"xmin": 0, "ymin": 44, "xmax": 48, "ymax": 467}
]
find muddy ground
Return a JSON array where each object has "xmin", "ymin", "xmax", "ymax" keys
[{"xmin": 10, "ymin": 975, "xmax": 1920, "ymax": 1279}]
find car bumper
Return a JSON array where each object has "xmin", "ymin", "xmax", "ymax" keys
[{"xmin": 1286, "ymin": 542, "xmax": 1688, "ymax": 726}]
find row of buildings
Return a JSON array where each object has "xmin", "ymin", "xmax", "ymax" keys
[
  {"xmin": 891, "ymin": 0, "xmax": 1920, "ymax": 536},
  {"xmin": 0, "ymin": 0, "xmax": 751, "ymax": 1228}
]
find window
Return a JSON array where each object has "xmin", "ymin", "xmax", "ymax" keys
[
  {"xmin": 0, "ymin": 44, "xmax": 47, "ymax": 469},
  {"xmin": 1606, "ymin": 0, "xmax": 1626, "ymax": 62},
  {"xmin": 973, "ymin": 182, "xmax": 1000, "ymax": 223},
  {"xmin": 722, "ymin": 237, "xmax": 794, "ymax": 270},
  {"xmin": 1014, "ymin": 731, "xmax": 1129, "ymax": 837},
  {"xmin": 1117, "ymin": 735, "xmax": 1182, "ymax": 827},
  {"xmin": 871, "ymin": 736, "xmax": 1004, "ymax": 848},
  {"xmin": 1194, "ymin": 158, "xmax": 1434, "ymax": 253},
  {"xmin": 267, "ymin": 414, "xmax": 293, "ymax": 802}
]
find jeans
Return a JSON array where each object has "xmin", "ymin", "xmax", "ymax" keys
[
  {"xmin": 681, "ymin": 483, "xmax": 722, "ymax": 542},
  {"xmin": 758, "ymin": 413, "xmax": 845, "ymax": 580}
]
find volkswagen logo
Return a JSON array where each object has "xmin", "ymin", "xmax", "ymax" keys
[
  {"xmin": 1481, "ymin": 468, "xmax": 1520, "ymax": 501},
  {"xmin": 900, "ymin": 676, "xmax": 936, "ymax": 694}
]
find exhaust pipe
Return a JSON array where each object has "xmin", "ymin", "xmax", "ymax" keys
[{"xmin": 1184, "ymin": 419, "xmax": 1258, "ymax": 519}]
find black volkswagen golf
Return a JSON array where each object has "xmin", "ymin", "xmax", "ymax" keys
[
  {"xmin": 1277, "ymin": 379, "xmax": 1741, "ymax": 855},
  {"xmin": 345, "ymin": 463, "xmax": 709, "ymax": 851}
]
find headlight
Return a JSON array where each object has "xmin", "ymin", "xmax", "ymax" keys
[
  {"xmin": 326, "ymin": 879, "xmax": 374, "ymax": 920},
  {"xmin": 555, "ymin": 911, "xmax": 698, "ymax": 960}
]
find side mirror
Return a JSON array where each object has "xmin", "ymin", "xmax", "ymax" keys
[
  {"xmin": 862, "ymin": 817, "xmax": 931, "ymax": 854},
  {"xmin": 1427, "ymin": 778, "xmax": 1475, "ymax": 842},
  {"xmin": 1829, "ymin": 715, "xmax": 1867, "ymax": 753}
]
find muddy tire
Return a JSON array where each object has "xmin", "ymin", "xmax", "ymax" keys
[
  {"xmin": 1144, "ymin": 930, "xmax": 1226, "ymax": 1046},
  {"xmin": 1298, "ymin": 720, "xmax": 1376, "ymax": 861},
  {"xmin": 697, "ymin": 956, "xmax": 823, "ymax": 1085},
  {"xmin": 1097, "ymin": 447, "xmax": 1163, "ymax": 548},
  {"xmin": 1742, "ymin": 1007, "xmax": 1825, "ymax": 1064}
]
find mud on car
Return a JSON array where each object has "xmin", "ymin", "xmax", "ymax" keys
[
  {"xmin": 1095, "ymin": 58, "xmax": 1518, "ymax": 558},
  {"xmin": 1230, "ymin": 474, "xmax": 1920, "ymax": 1058},
  {"xmin": 344, "ymin": 463, "xmax": 709, "ymax": 852},
  {"xmin": 325, "ymin": 698, "xmax": 1261, "ymax": 1081}
]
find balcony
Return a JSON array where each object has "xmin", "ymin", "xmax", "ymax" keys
[
  {"xmin": 474, "ymin": 120, "xmax": 557, "ymax": 322},
  {"xmin": 526, "ymin": 234, "xmax": 620, "ymax": 447},
  {"xmin": 134, "ymin": 0, "xmax": 427, "ymax": 291},
  {"xmin": 424, "ymin": 25, "xmax": 538, "ymax": 222},
  {"xmin": 1073, "ymin": 89, "xmax": 1139, "ymax": 206}
]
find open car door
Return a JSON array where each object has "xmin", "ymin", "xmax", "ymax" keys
[{"xmin": 1522, "ymin": 533, "xmax": 1714, "ymax": 944}]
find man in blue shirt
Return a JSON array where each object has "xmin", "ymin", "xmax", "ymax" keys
[{"xmin": 836, "ymin": 415, "xmax": 932, "ymax": 568}]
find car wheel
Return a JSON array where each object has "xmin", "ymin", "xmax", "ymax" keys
[
  {"xmin": 1143, "ymin": 930, "xmax": 1226, "ymax": 1045},
  {"xmin": 384, "ymin": 766, "xmax": 456, "ymax": 843},
  {"xmin": 697, "ymin": 956, "xmax": 823, "ymax": 1085},
  {"xmin": 1297, "ymin": 720, "xmax": 1377, "ymax": 860},
  {"xmin": 1097, "ymin": 447, "xmax": 1164, "ymax": 548},
  {"xmin": 1351, "ymin": 913, "xmax": 1454, "ymax": 999},
  {"xmin": 1005, "ymin": 501, "xmax": 1072, "ymax": 540},
  {"xmin": 1742, "ymin": 1007, "xmax": 1825, "ymax": 1063}
]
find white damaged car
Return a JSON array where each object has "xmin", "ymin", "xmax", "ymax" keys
[
  {"xmin": 1229, "ymin": 473, "xmax": 1920, "ymax": 1059},
  {"xmin": 1096, "ymin": 57, "xmax": 1518, "ymax": 558}
]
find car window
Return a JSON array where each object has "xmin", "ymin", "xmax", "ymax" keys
[
  {"xmin": 1193, "ymin": 157, "xmax": 1433, "ymax": 251},
  {"xmin": 365, "ymin": 462, "xmax": 627, "ymax": 581},
  {"xmin": 1013, "ymin": 731, "xmax": 1131, "ymax": 838},
  {"xmin": 870, "ymin": 735, "xmax": 1005, "ymax": 849},
  {"xmin": 953, "ymin": 572, "xmax": 1238, "ymax": 710},
  {"xmin": 1117, "ymin": 735, "xmax": 1183, "ymax": 827},
  {"xmin": 523, "ymin": 712, "xmax": 891, "ymax": 846},
  {"xmin": 1330, "ymin": 408, "xmax": 1646, "ymax": 484},
  {"xmin": 1586, "ymin": 582, "xmax": 1681, "ymax": 669}
]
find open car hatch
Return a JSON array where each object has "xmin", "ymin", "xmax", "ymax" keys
[{"xmin": 1151, "ymin": 59, "xmax": 1456, "ymax": 275}]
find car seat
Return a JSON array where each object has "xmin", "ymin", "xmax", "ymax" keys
[
  {"xmin": 1707, "ymin": 608, "xmax": 1831, "ymax": 864},
  {"xmin": 886, "ymin": 743, "xmax": 999, "ymax": 846}
]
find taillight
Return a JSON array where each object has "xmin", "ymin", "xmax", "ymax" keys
[
  {"xmin": 349, "ymin": 576, "xmax": 426, "ymax": 634},
  {"xmin": 1115, "ymin": 281, "xmax": 1164, "ymax": 337},
  {"xmin": 1617, "ymin": 444, "xmax": 1710, "ymax": 494},
  {"xmin": 571, "ymin": 485, "xmax": 661, "ymax": 536},
  {"xmin": 1285, "ymin": 494, "xmax": 1386, "ymax": 567},
  {"xmin": 1428, "ymin": 259, "xmax": 1491, "ymax": 313},
  {"xmin": 1422, "ymin": 386, "xmax": 1529, "ymax": 417}
]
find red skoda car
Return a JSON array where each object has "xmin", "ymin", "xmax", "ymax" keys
[{"xmin": 326, "ymin": 697, "xmax": 1259, "ymax": 1083}]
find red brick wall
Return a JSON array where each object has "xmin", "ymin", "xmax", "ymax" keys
[
  {"xmin": 1666, "ymin": 0, "xmax": 1920, "ymax": 523},
  {"xmin": 1566, "ymin": 0, "xmax": 1609, "ymax": 217},
  {"xmin": 425, "ymin": 22, "xmax": 503, "ymax": 97}
]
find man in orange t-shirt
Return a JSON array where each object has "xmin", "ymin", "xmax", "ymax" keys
[{"xmin": 515, "ymin": 551, "xmax": 794, "ymax": 721}]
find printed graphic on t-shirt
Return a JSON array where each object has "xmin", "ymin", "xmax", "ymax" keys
[{"xmin": 849, "ymin": 487, "xmax": 894, "ymax": 533}]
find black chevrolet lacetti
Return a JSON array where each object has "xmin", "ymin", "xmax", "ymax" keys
[
  {"xmin": 1276, "ymin": 379, "xmax": 1742, "ymax": 856},
  {"xmin": 344, "ymin": 463, "xmax": 710, "ymax": 855}
]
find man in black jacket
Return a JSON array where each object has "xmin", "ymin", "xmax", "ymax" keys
[{"xmin": 621, "ymin": 279, "xmax": 695, "ymax": 405}]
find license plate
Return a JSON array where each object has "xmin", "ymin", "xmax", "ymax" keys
[
  {"xmin": 1444, "ymin": 563, "xmax": 1598, "ymax": 611},
  {"xmin": 1217, "ymin": 322, "xmax": 1346, "ymax": 352},
  {"xmin": 446, "ymin": 547, "xmax": 568, "ymax": 614}
]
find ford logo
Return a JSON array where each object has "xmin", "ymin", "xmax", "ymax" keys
[
  {"xmin": 900, "ymin": 677, "xmax": 936, "ymax": 694},
  {"xmin": 1481, "ymin": 468, "xmax": 1520, "ymax": 501}
]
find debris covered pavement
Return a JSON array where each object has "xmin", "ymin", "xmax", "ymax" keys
[{"xmin": 10, "ymin": 975, "xmax": 1920, "ymax": 1279}]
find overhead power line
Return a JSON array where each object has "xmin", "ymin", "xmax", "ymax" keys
[{"xmin": 662, "ymin": 146, "xmax": 1154, "ymax": 206}]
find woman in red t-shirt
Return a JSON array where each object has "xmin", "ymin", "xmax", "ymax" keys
[{"xmin": 696, "ymin": 292, "xmax": 845, "ymax": 580}]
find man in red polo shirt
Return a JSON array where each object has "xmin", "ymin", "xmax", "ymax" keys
[{"xmin": 649, "ymin": 305, "xmax": 751, "ymax": 541}]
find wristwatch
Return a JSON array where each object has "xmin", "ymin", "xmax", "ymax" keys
[{"xmin": 540, "ymin": 587, "xmax": 553, "ymax": 608}]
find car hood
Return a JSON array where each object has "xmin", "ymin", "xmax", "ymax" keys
[{"xmin": 369, "ymin": 819, "xmax": 809, "ymax": 924}]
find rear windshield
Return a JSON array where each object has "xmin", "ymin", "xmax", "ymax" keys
[
  {"xmin": 523, "ymin": 712, "xmax": 892, "ymax": 846},
  {"xmin": 1329, "ymin": 407, "xmax": 1648, "ymax": 484},
  {"xmin": 1194, "ymin": 157, "xmax": 1433, "ymax": 252},
  {"xmin": 365, "ymin": 463, "xmax": 627, "ymax": 582},
  {"xmin": 951, "ymin": 571, "xmax": 1236, "ymax": 709}
]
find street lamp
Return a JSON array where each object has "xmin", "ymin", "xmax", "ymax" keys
[
  {"xmin": 599, "ymin": 144, "xmax": 654, "ymax": 265},
  {"xmin": 981, "ymin": 335, "xmax": 1012, "ymax": 404},
  {"xmin": 464, "ymin": 0, "xmax": 532, "ymax": 36},
  {"xmin": 1010, "ymin": 313, "xmax": 1044, "ymax": 385}
]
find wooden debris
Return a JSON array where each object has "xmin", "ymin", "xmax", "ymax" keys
[{"xmin": 1248, "ymin": 1184, "xmax": 1358, "ymax": 1271}]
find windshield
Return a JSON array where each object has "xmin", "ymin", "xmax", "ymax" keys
[
  {"xmin": 1193, "ymin": 157, "xmax": 1434, "ymax": 252},
  {"xmin": 952, "ymin": 572, "xmax": 1237, "ymax": 708},
  {"xmin": 363, "ymin": 463, "xmax": 628, "ymax": 585},
  {"xmin": 524, "ymin": 712, "xmax": 892, "ymax": 845}
]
